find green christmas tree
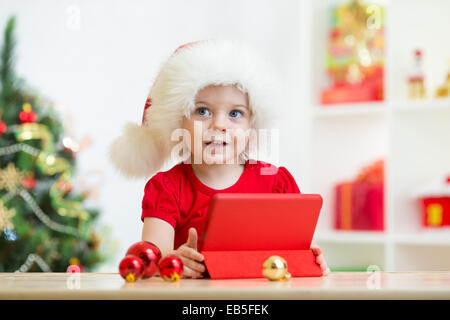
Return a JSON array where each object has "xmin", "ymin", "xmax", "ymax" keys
[{"xmin": 0, "ymin": 16, "xmax": 113, "ymax": 272}]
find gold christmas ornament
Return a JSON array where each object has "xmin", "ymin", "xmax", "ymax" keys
[
  {"xmin": 262, "ymin": 256, "xmax": 291, "ymax": 281},
  {"xmin": 0, "ymin": 200, "xmax": 16, "ymax": 230},
  {"xmin": 0, "ymin": 162, "xmax": 26, "ymax": 192}
]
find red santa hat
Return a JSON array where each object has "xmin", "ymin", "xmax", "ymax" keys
[{"xmin": 109, "ymin": 38, "xmax": 280, "ymax": 178}]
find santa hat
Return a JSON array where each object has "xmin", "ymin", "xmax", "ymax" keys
[{"xmin": 109, "ymin": 38, "xmax": 281, "ymax": 178}]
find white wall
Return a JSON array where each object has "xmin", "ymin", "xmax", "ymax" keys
[{"xmin": 0, "ymin": 0, "xmax": 305, "ymax": 271}]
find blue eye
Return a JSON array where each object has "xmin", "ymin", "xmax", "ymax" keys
[
  {"xmin": 230, "ymin": 110, "xmax": 243, "ymax": 118},
  {"xmin": 196, "ymin": 107, "xmax": 210, "ymax": 116}
]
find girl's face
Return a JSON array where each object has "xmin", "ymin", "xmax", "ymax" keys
[{"xmin": 182, "ymin": 85, "xmax": 252, "ymax": 165}]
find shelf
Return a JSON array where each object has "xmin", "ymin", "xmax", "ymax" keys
[
  {"xmin": 315, "ymin": 230, "xmax": 450, "ymax": 247},
  {"xmin": 311, "ymin": 99, "xmax": 450, "ymax": 121},
  {"xmin": 391, "ymin": 99, "xmax": 450, "ymax": 112},
  {"xmin": 314, "ymin": 230, "xmax": 386, "ymax": 244},
  {"xmin": 312, "ymin": 102, "xmax": 386, "ymax": 118},
  {"xmin": 307, "ymin": 0, "xmax": 450, "ymax": 272},
  {"xmin": 394, "ymin": 229, "xmax": 450, "ymax": 246}
]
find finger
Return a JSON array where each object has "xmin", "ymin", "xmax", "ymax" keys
[
  {"xmin": 311, "ymin": 247, "xmax": 322, "ymax": 256},
  {"xmin": 185, "ymin": 228, "xmax": 198, "ymax": 249},
  {"xmin": 182, "ymin": 265, "xmax": 202, "ymax": 279},
  {"xmin": 315, "ymin": 254, "xmax": 328, "ymax": 273},
  {"xmin": 323, "ymin": 267, "xmax": 330, "ymax": 276},
  {"xmin": 179, "ymin": 245, "xmax": 204, "ymax": 262},
  {"xmin": 179, "ymin": 255, "xmax": 206, "ymax": 274},
  {"xmin": 316, "ymin": 254, "xmax": 324, "ymax": 265}
]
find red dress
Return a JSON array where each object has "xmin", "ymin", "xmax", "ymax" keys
[{"xmin": 141, "ymin": 159, "xmax": 301, "ymax": 250}]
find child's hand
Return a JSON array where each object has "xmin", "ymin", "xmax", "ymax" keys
[
  {"xmin": 311, "ymin": 242, "xmax": 330, "ymax": 276},
  {"xmin": 171, "ymin": 227, "xmax": 205, "ymax": 279}
]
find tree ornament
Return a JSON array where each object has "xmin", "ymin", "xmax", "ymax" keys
[
  {"xmin": 19, "ymin": 103, "xmax": 38, "ymax": 123},
  {"xmin": 126, "ymin": 241, "xmax": 162, "ymax": 278},
  {"xmin": 0, "ymin": 200, "xmax": 16, "ymax": 230},
  {"xmin": 3, "ymin": 228, "xmax": 18, "ymax": 241},
  {"xmin": 67, "ymin": 257, "xmax": 83, "ymax": 272},
  {"xmin": 119, "ymin": 255, "xmax": 144, "ymax": 282},
  {"xmin": 0, "ymin": 109, "xmax": 6, "ymax": 136},
  {"xmin": 262, "ymin": 256, "xmax": 291, "ymax": 281},
  {"xmin": 0, "ymin": 121, "xmax": 6, "ymax": 136},
  {"xmin": 57, "ymin": 180, "xmax": 73, "ymax": 193},
  {"xmin": 159, "ymin": 255, "xmax": 184, "ymax": 282},
  {"xmin": 67, "ymin": 264, "xmax": 81, "ymax": 273},
  {"xmin": 0, "ymin": 162, "xmax": 26, "ymax": 192},
  {"xmin": 21, "ymin": 172, "xmax": 37, "ymax": 190}
]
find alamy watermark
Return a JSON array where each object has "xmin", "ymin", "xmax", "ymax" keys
[
  {"xmin": 366, "ymin": 264, "xmax": 381, "ymax": 290},
  {"xmin": 65, "ymin": 5, "xmax": 81, "ymax": 31},
  {"xmin": 66, "ymin": 264, "xmax": 81, "ymax": 290},
  {"xmin": 169, "ymin": 121, "xmax": 281, "ymax": 175},
  {"xmin": 366, "ymin": 5, "xmax": 381, "ymax": 30}
]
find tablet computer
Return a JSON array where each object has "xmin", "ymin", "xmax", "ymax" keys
[{"xmin": 199, "ymin": 193, "xmax": 323, "ymax": 252}]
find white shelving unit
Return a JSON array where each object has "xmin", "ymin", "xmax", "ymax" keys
[{"xmin": 301, "ymin": 0, "xmax": 450, "ymax": 272}]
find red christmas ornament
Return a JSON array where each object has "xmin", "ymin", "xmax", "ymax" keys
[
  {"xmin": 57, "ymin": 181, "xmax": 73, "ymax": 193},
  {"xmin": 159, "ymin": 255, "xmax": 184, "ymax": 282},
  {"xmin": 119, "ymin": 255, "xmax": 144, "ymax": 282},
  {"xmin": 0, "ymin": 121, "xmax": 6, "ymax": 136},
  {"xmin": 19, "ymin": 103, "xmax": 37, "ymax": 123},
  {"xmin": 22, "ymin": 177, "xmax": 37, "ymax": 190},
  {"xmin": 67, "ymin": 257, "xmax": 83, "ymax": 273},
  {"xmin": 67, "ymin": 265, "xmax": 82, "ymax": 273},
  {"xmin": 19, "ymin": 111, "xmax": 37, "ymax": 123},
  {"xmin": 126, "ymin": 241, "xmax": 162, "ymax": 278}
]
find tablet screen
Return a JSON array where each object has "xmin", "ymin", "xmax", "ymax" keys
[{"xmin": 200, "ymin": 193, "xmax": 322, "ymax": 252}]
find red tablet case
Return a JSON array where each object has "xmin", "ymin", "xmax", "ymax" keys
[{"xmin": 199, "ymin": 193, "xmax": 323, "ymax": 279}]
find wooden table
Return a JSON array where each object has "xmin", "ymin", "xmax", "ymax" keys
[{"xmin": 1, "ymin": 272, "xmax": 450, "ymax": 300}]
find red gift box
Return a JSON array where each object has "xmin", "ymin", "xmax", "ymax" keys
[
  {"xmin": 414, "ymin": 175, "xmax": 450, "ymax": 227},
  {"xmin": 334, "ymin": 160, "xmax": 385, "ymax": 231},
  {"xmin": 421, "ymin": 197, "xmax": 450, "ymax": 227},
  {"xmin": 321, "ymin": 67, "xmax": 384, "ymax": 104},
  {"xmin": 321, "ymin": 82, "xmax": 381, "ymax": 104},
  {"xmin": 334, "ymin": 181, "xmax": 384, "ymax": 230}
]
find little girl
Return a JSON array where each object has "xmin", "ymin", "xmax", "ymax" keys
[{"xmin": 110, "ymin": 39, "xmax": 329, "ymax": 278}]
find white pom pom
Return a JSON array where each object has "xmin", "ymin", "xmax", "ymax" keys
[{"xmin": 109, "ymin": 123, "xmax": 166, "ymax": 178}]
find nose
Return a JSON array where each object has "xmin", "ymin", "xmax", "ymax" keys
[{"xmin": 211, "ymin": 112, "xmax": 227, "ymax": 132}]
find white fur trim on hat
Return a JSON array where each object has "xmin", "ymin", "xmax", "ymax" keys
[{"xmin": 109, "ymin": 38, "xmax": 281, "ymax": 178}]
